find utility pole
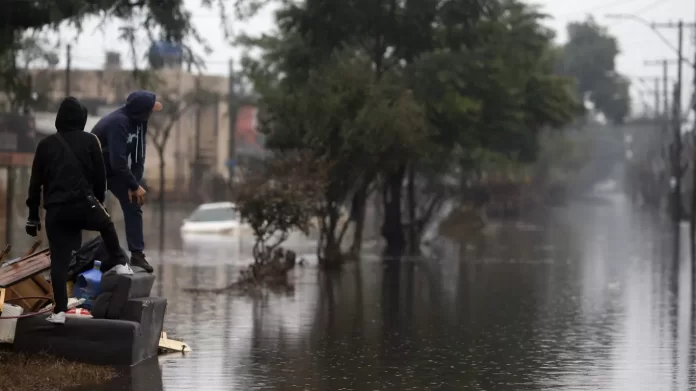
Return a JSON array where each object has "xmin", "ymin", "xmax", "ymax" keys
[
  {"xmin": 227, "ymin": 59, "xmax": 237, "ymax": 187},
  {"xmin": 652, "ymin": 20, "xmax": 691, "ymax": 221},
  {"xmin": 676, "ymin": 21, "xmax": 683, "ymax": 222},
  {"xmin": 635, "ymin": 76, "xmax": 662, "ymax": 119},
  {"xmin": 646, "ymin": 59, "xmax": 678, "ymax": 132},
  {"xmin": 193, "ymin": 75, "xmax": 202, "ymax": 198},
  {"xmin": 654, "ymin": 78, "xmax": 660, "ymax": 119},
  {"xmin": 645, "ymin": 60, "xmax": 677, "ymax": 183},
  {"xmin": 65, "ymin": 44, "xmax": 71, "ymax": 96},
  {"xmin": 691, "ymin": 18, "xmax": 696, "ymax": 265}
]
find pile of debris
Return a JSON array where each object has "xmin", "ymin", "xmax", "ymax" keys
[
  {"xmin": 238, "ymin": 247, "xmax": 298, "ymax": 285},
  {"xmin": 186, "ymin": 247, "xmax": 302, "ymax": 294},
  {"xmin": 0, "ymin": 238, "xmax": 189, "ymax": 367}
]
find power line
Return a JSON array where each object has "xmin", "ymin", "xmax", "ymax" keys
[
  {"xmin": 632, "ymin": 0, "xmax": 670, "ymax": 15},
  {"xmin": 559, "ymin": 0, "xmax": 661, "ymax": 18}
]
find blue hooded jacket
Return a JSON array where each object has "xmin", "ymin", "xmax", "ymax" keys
[{"xmin": 91, "ymin": 90, "xmax": 155, "ymax": 191}]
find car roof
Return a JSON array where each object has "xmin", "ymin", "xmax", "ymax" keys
[{"xmin": 196, "ymin": 202, "xmax": 237, "ymax": 210}]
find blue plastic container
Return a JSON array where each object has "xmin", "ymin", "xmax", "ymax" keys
[{"xmin": 73, "ymin": 260, "xmax": 103, "ymax": 310}]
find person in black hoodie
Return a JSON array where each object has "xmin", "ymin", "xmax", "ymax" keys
[
  {"xmin": 25, "ymin": 97, "xmax": 133, "ymax": 325},
  {"xmin": 91, "ymin": 90, "xmax": 161, "ymax": 273}
]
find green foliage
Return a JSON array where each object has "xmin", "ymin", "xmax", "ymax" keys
[
  {"xmin": 409, "ymin": 0, "xmax": 580, "ymax": 166},
  {"xmin": 250, "ymin": 48, "xmax": 428, "ymax": 262},
  {"xmin": 233, "ymin": 152, "xmax": 327, "ymax": 262},
  {"xmin": 254, "ymin": 48, "xmax": 428, "ymax": 193},
  {"xmin": 557, "ymin": 17, "xmax": 631, "ymax": 123},
  {"xmin": 239, "ymin": 0, "xmax": 583, "ymax": 257},
  {"xmin": 0, "ymin": 34, "xmax": 59, "ymax": 112},
  {"xmin": 0, "ymin": 0, "xmax": 231, "ymax": 110}
]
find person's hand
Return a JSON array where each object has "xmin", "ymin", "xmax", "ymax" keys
[
  {"xmin": 128, "ymin": 186, "xmax": 147, "ymax": 206},
  {"xmin": 25, "ymin": 219, "xmax": 41, "ymax": 237}
]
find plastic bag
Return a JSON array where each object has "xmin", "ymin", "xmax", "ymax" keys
[{"xmin": 67, "ymin": 236, "xmax": 128, "ymax": 281}]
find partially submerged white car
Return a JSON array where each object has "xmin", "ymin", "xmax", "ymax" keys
[{"xmin": 180, "ymin": 202, "xmax": 252, "ymax": 236}]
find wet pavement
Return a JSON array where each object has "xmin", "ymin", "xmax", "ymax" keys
[{"xmin": 83, "ymin": 191, "xmax": 696, "ymax": 390}]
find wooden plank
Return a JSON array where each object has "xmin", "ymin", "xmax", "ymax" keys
[
  {"xmin": 30, "ymin": 275, "xmax": 53, "ymax": 311},
  {"xmin": 6, "ymin": 279, "xmax": 48, "ymax": 311},
  {"xmin": 32, "ymin": 275, "xmax": 51, "ymax": 294},
  {"xmin": 0, "ymin": 248, "xmax": 50, "ymax": 268},
  {"xmin": 0, "ymin": 245, "xmax": 52, "ymax": 312},
  {"xmin": 23, "ymin": 241, "xmax": 42, "ymax": 257},
  {"xmin": 0, "ymin": 245, "xmax": 11, "ymax": 266},
  {"xmin": 6, "ymin": 286, "xmax": 29, "ymax": 310},
  {"xmin": 0, "ymin": 250, "xmax": 51, "ymax": 286},
  {"xmin": 0, "ymin": 260, "xmax": 51, "ymax": 286},
  {"xmin": 158, "ymin": 332, "xmax": 192, "ymax": 353}
]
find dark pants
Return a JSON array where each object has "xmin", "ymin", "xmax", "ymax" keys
[
  {"xmin": 107, "ymin": 179, "xmax": 144, "ymax": 254},
  {"xmin": 45, "ymin": 198, "xmax": 125, "ymax": 313}
]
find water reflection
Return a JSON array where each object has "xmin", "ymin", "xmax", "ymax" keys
[{"xmin": 46, "ymin": 194, "xmax": 696, "ymax": 390}]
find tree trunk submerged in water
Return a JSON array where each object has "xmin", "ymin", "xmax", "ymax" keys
[
  {"xmin": 318, "ymin": 208, "xmax": 344, "ymax": 269},
  {"xmin": 349, "ymin": 176, "xmax": 373, "ymax": 259},
  {"xmin": 406, "ymin": 163, "xmax": 417, "ymax": 255},
  {"xmin": 382, "ymin": 164, "xmax": 406, "ymax": 258}
]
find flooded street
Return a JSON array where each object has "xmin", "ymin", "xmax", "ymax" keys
[{"xmin": 89, "ymin": 190, "xmax": 696, "ymax": 390}]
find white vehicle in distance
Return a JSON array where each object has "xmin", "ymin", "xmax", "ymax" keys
[{"xmin": 180, "ymin": 202, "xmax": 252, "ymax": 236}]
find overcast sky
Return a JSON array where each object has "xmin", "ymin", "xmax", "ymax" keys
[{"xmin": 56, "ymin": 0, "xmax": 693, "ymax": 116}]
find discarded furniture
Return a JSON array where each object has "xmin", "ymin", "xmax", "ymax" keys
[
  {"xmin": 13, "ymin": 269, "xmax": 167, "ymax": 366},
  {"xmin": 159, "ymin": 331, "xmax": 192, "ymax": 354},
  {"xmin": 0, "ymin": 247, "xmax": 52, "ymax": 313}
]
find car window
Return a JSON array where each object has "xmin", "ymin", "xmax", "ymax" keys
[{"xmin": 187, "ymin": 207, "xmax": 238, "ymax": 222}]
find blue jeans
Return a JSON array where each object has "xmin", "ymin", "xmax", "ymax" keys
[{"xmin": 107, "ymin": 179, "xmax": 144, "ymax": 254}]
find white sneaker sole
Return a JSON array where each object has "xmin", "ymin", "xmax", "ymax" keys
[
  {"xmin": 46, "ymin": 314, "xmax": 66, "ymax": 324},
  {"xmin": 113, "ymin": 264, "xmax": 134, "ymax": 275}
]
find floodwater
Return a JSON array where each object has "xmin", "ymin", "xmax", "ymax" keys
[{"xmin": 77, "ymin": 191, "xmax": 696, "ymax": 390}]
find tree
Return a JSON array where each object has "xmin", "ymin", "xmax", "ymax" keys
[
  {"xmin": 147, "ymin": 84, "xmax": 218, "ymax": 249},
  {"xmin": 0, "ymin": 34, "xmax": 58, "ymax": 112},
  {"xmin": 233, "ymin": 151, "xmax": 326, "ymax": 265},
  {"xmin": 241, "ymin": 0, "xmax": 580, "ymax": 259},
  {"xmin": 248, "ymin": 49, "xmax": 428, "ymax": 266},
  {"xmin": 241, "ymin": 0, "xmax": 464, "ymax": 257},
  {"xmin": 557, "ymin": 17, "xmax": 631, "ymax": 123},
  {"xmin": 401, "ymin": 0, "xmax": 580, "ymax": 251}
]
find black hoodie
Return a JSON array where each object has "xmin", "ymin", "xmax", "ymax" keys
[
  {"xmin": 26, "ymin": 97, "xmax": 107, "ymax": 220},
  {"xmin": 91, "ymin": 90, "xmax": 155, "ymax": 191}
]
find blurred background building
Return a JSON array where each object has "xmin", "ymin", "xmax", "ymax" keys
[{"xmin": 0, "ymin": 45, "xmax": 267, "ymax": 245}]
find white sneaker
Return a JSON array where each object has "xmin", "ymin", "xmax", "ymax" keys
[
  {"xmin": 67, "ymin": 298, "xmax": 86, "ymax": 310},
  {"xmin": 112, "ymin": 264, "xmax": 134, "ymax": 275},
  {"xmin": 46, "ymin": 312, "xmax": 66, "ymax": 324}
]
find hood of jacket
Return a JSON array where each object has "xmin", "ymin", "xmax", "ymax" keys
[
  {"xmin": 55, "ymin": 97, "xmax": 88, "ymax": 133},
  {"xmin": 124, "ymin": 90, "xmax": 157, "ymax": 122}
]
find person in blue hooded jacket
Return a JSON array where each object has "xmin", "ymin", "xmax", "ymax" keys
[{"xmin": 91, "ymin": 90, "xmax": 162, "ymax": 273}]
